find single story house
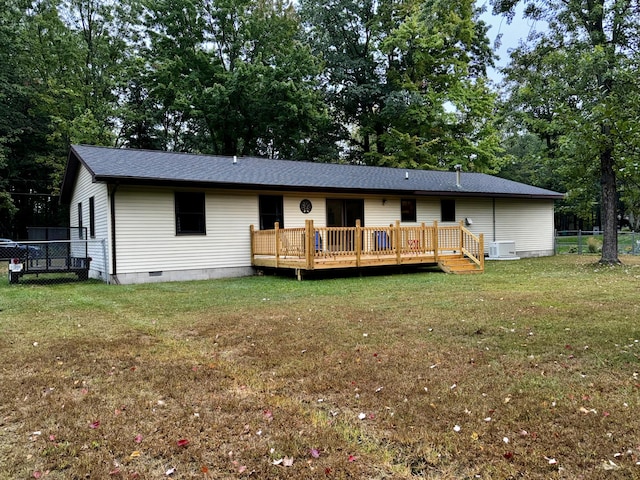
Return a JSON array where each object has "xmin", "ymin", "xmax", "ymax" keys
[{"xmin": 60, "ymin": 145, "xmax": 564, "ymax": 284}]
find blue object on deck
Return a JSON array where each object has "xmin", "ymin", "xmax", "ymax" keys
[
  {"xmin": 315, "ymin": 231, "xmax": 323, "ymax": 252},
  {"xmin": 374, "ymin": 231, "xmax": 390, "ymax": 250}
]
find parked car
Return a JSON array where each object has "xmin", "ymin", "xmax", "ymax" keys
[{"xmin": 0, "ymin": 238, "xmax": 42, "ymax": 260}]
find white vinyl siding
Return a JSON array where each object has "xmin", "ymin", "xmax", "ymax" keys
[
  {"xmin": 283, "ymin": 195, "xmax": 326, "ymax": 228},
  {"xmin": 114, "ymin": 187, "xmax": 256, "ymax": 274},
  {"xmin": 494, "ymin": 199, "xmax": 555, "ymax": 255},
  {"xmin": 70, "ymin": 165, "xmax": 109, "ymax": 278}
]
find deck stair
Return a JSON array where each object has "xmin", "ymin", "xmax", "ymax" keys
[{"xmin": 438, "ymin": 255, "xmax": 483, "ymax": 274}]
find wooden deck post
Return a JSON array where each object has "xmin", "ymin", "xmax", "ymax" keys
[
  {"xmin": 420, "ymin": 222, "xmax": 426, "ymax": 254},
  {"xmin": 459, "ymin": 220, "xmax": 464, "ymax": 253},
  {"xmin": 274, "ymin": 222, "xmax": 280, "ymax": 268},
  {"xmin": 305, "ymin": 219, "xmax": 314, "ymax": 270},
  {"xmin": 479, "ymin": 233, "xmax": 485, "ymax": 271},
  {"xmin": 433, "ymin": 220, "xmax": 439, "ymax": 261},
  {"xmin": 355, "ymin": 219, "xmax": 362, "ymax": 267},
  {"xmin": 250, "ymin": 225, "xmax": 255, "ymax": 265},
  {"xmin": 395, "ymin": 220, "xmax": 402, "ymax": 264}
]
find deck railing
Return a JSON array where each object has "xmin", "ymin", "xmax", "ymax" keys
[{"xmin": 251, "ymin": 220, "xmax": 484, "ymax": 270}]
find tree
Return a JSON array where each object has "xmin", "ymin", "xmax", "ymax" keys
[
  {"xmin": 494, "ymin": 0, "xmax": 640, "ymax": 264},
  {"xmin": 136, "ymin": 0, "xmax": 332, "ymax": 159},
  {"xmin": 299, "ymin": 0, "xmax": 499, "ymax": 170}
]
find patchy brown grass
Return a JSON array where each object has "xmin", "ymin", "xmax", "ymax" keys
[{"xmin": 1, "ymin": 256, "xmax": 640, "ymax": 479}]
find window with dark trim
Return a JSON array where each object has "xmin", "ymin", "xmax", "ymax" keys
[
  {"xmin": 441, "ymin": 199, "xmax": 455, "ymax": 222},
  {"xmin": 89, "ymin": 197, "xmax": 95, "ymax": 238},
  {"xmin": 401, "ymin": 199, "xmax": 416, "ymax": 222},
  {"xmin": 259, "ymin": 195, "xmax": 284, "ymax": 230},
  {"xmin": 78, "ymin": 202, "xmax": 83, "ymax": 238},
  {"xmin": 175, "ymin": 192, "xmax": 206, "ymax": 235}
]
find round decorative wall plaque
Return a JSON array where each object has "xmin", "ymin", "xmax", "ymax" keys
[{"xmin": 299, "ymin": 199, "xmax": 313, "ymax": 214}]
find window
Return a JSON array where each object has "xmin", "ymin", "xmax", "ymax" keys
[
  {"xmin": 78, "ymin": 202, "xmax": 83, "ymax": 238},
  {"xmin": 175, "ymin": 192, "xmax": 206, "ymax": 234},
  {"xmin": 441, "ymin": 199, "xmax": 455, "ymax": 222},
  {"xmin": 401, "ymin": 199, "xmax": 416, "ymax": 222},
  {"xmin": 89, "ymin": 197, "xmax": 95, "ymax": 238},
  {"xmin": 259, "ymin": 195, "xmax": 284, "ymax": 230}
]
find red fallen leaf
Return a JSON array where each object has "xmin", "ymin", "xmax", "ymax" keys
[
  {"xmin": 263, "ymin": 409, "xmax": 273, "ymax": 421},
  {"xmin": 504, "ymin": 451, "xmax": 514, "ymax": 460},
  {"xmin": 176, "ymin": 439, "xmax": 189, "ymax": 447},
  {"xmin": 135, "ymin": 434, "xmax": 143, "ymax": 443},
  {"xmin": 89, "ymin": 421, "xmax": 100, "ymax": 429},
  {"xmin": 201, "ymin": 466, "xmax": 209, "ymax": 474},
  {"xmin": 348, "ymin": 455, "xmax": 357, "ymax": 462},
  {"xmin": 130, "ymin": 367, "xmax": 136, "ymax": 371},
  {"xmin": 192, "ymin": 366, "xmax": 198, "ymax": 372},
  {"xmin": 108, "ymin": 469, "xmax": 120, "ymax": 475},
  {"xmin": 325, "ymin": 467, "xmax": 332, "ymax": 475},
  {"xmin": 603, "ymin": 411, "xmax": 611, "ymax": 417},
  {"xmin": 310, "ymin": 448, "xmax": 320, "ymax": 458},
  {"xmin": 49, "ymin": 435, "xmax": 56, "ymax": 442},
  {"xmin": 373, "ymin": 353, "xmax": 378, "ymax": 357},
  {"xmin": 33, "ymin": 472, "xmax": 42, "ymax": 479},
  {"xmin": 565, "ymin": 344, "xmax": 572, "ymax": 350}
]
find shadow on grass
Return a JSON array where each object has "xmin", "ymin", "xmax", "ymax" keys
[{"xmin": 259, "ymin": 263, "xmax": 445, "ymax": 281}]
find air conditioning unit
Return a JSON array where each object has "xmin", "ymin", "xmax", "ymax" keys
[{"xmin": 489, "ymin": 240, "xmax": 518, "ymax": 259}]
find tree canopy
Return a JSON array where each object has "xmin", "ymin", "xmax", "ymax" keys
[{"xmin": 493, "ymin": 0, "xmax": 640, "ymax": 263}]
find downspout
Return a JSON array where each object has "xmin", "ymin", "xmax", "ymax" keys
[
  {"xmin": 492, "ymin": 198, "xmax": 496, "ymax": 242},
  {"xmin": 109, "ymin": 184, "xmax": 119, "ymax": 283}
]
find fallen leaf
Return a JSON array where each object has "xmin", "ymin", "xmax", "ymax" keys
[
  {"xmin": 453, "ymin": 425, "xmax": 461, "ymax": 432},
  {"xmin": 33, "ymin": 472, "xmax": 42, "ymax": 479},
  {"xmin": 504, "ymin": 451, "xmax": 514, "ymax": 460},
  {"xmin": 129, "ymin": 450, "xmax": 141, "ymax": 459},
  {"xmin": 165, "ymin": 467, "xmax": 175, "ymax": 475},
  {"xmin": 602, "ymin": 460, "xmax": 619, "ymax": 471},
  {"xmin": 310, "ymin": 448, "xmax": 320, "ymax": 458},
  {"xmin": 272, "ymin": 458, "xmax": 283, "ymax": 466},
  {"xmin": 348, "ymin": 455, "xmax": 357, "ymax": 462},
  {"xmin": 89, "ymin": 421, "xmax": 100, "ymax": 429},
  {"xmin": 200, "ymin": 466, "xmax": 209, "ymax": 474},
  {"xmin": 176, "ymin": 439, "xmax": 189, "ymax": 447},
  {"xmin": 135, "ymin": 434, "xmax": 143, "ymax": 443},
  {"xmin": 238, "ymin": 465, "xmax": 247, "ymax": 473},
  {"xmin": 283, "ymin": 457, "xmax": 294, "ymax": 467}
]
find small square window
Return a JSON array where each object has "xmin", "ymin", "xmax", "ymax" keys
[
  {"xmin": 401, "ymin": 199, "xmax": 416, "ymax": 222},
  {"xmin": 175, "ymin": 192, "xmax": 206, "ymax": 235},
  {"xmin": 441, "ymin": 199, "xmax": 455, "ymax": 222}
]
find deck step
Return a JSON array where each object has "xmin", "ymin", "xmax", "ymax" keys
[{"xmin": 438, "ymin": 256, "xmax": 483, "ymax": 274}]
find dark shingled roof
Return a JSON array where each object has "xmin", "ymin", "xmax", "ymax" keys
[{"xmin": 61, "ymin": 145, "xmax": 564, "ymax": 203}]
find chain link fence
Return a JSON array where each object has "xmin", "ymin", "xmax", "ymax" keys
[
  {"xmin": 1, "ymin": 229, "xmax": 108, "ymax": 285},
  {"xmin": 555, "ymin": 230, "xmax": 640, "ymax": 255}
]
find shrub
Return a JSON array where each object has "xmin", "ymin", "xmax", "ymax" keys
[{"xmin": 587, "ymin": 236, "xmax": 602, "ymax": 253}]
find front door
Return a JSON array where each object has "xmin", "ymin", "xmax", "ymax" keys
[{"xmin": 326, "ymin": 199, "xmax": 364, "ymax": 251}]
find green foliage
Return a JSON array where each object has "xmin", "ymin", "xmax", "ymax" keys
[
  {"xmin": 300, "ymin": 0, "xmax": 499, "ymax": 170},
  {"xmin": 495, "ymin": 0, "xmax": 640, "ymax": 262}
]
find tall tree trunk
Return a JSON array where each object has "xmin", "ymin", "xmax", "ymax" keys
[{"xmin": 600, "ymin": 143, "xmax": 619, "ymax": 263}]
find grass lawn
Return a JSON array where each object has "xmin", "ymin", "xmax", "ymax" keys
[{"xmin": 1, "ymin": 256, "xmax": 639, "ymax": 479}]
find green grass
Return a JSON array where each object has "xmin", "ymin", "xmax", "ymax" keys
[{"xmin": 1, "ymin": 256, "xmax": 640, "ymax": 479}]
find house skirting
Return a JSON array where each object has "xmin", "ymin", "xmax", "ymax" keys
[{"xmin": 110, "ymin": 266, "xmax": 255, "ymax": 284}]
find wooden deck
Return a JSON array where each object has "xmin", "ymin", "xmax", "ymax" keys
[{"xmin": 250, "ymin": 220, "xmax": 484, "ymax": 278}]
